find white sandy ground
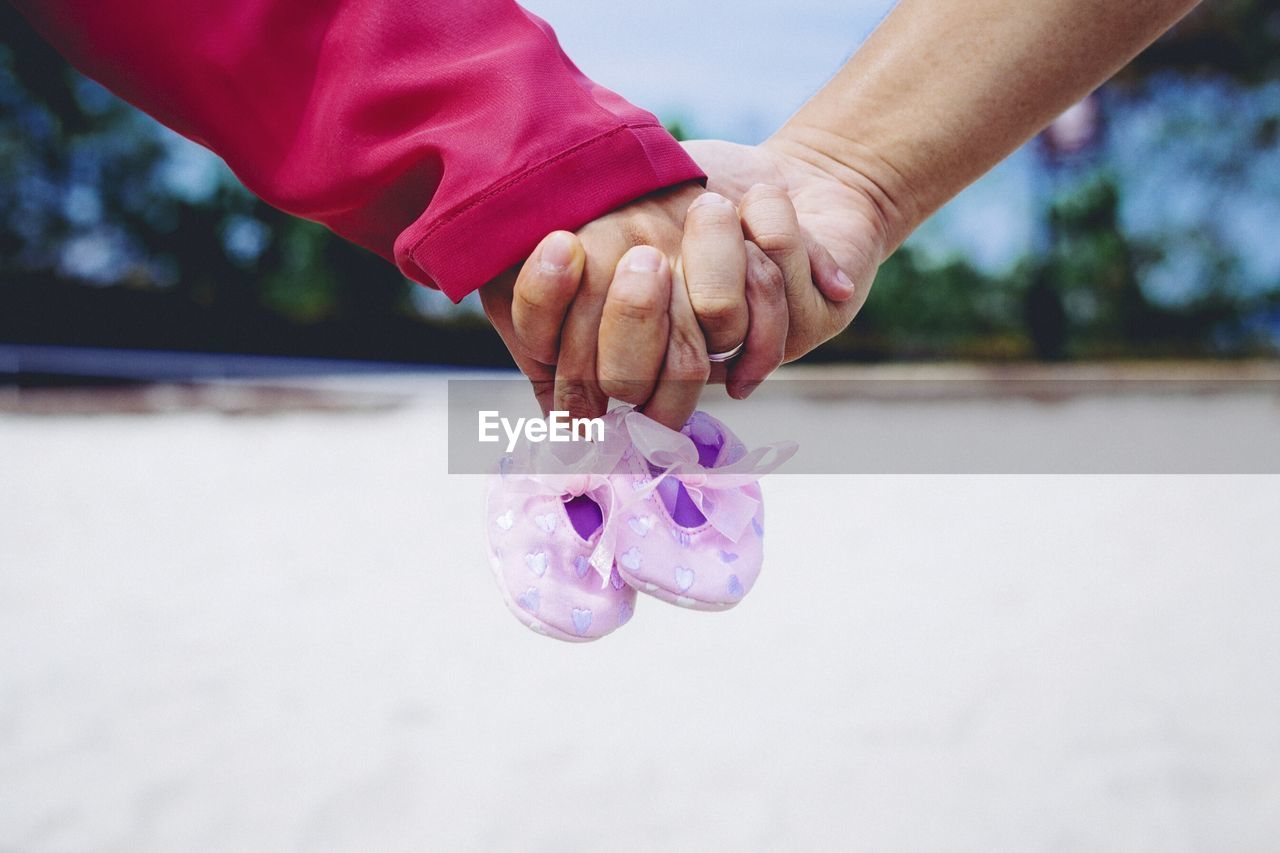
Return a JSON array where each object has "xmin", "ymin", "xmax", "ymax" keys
[{"xmin": 2, "ymin": 375, "xmax": 1279, "ymax": 852}]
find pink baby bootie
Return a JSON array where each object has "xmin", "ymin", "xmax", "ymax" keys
[
  {"xmin": 610, "ymin": 409, "xmax": 796, "ymax": 610},
  {"xmin": 484, "ymin": 411, "xmax": 637, "ymax": 642}
]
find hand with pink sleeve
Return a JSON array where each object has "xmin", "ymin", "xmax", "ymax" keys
[{"xmin": 479, "ymin": 180, "xmax": 863, "ymax": 429}]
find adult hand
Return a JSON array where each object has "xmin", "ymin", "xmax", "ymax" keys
[
  {"xmin": 480, "ymin": 184, "xmax": 807, "ymax": 427},
  {"xmin": 681, "ymin": 138, "xmax": 893, "ymax": 361},
  {"xmin": 480, "ymin": 183, "xmax": 718, "ymax": 423}
]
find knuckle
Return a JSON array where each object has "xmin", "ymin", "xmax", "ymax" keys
[
  {"xmin": 607, "ymin": 283, "xmax": 666, "ymax": 323},
  {"xmin": 598, "ymin": 375, "xmax": 651, "ymax": 404},
  {"xmin": 746, "ymin": 249, "xmax": 786, "ymax": 298},
  {"xmin": 668, "ymin": 357, "xmax": 710, "ymax": 386},
  {"xmin": 554, "ymin": 380, "xmax": 599, "ymax": 419},
  {"xmin": 686, "ymin": 202, "xmax": 741, "ymax": 234},
  {"xmin": 666, "ymin": 334, "xmax": 711, "ymax": 384},
  {"xmin": 620, "ymin": 212, "xmax": 669, "ymax": 247},
  {"xmin": 740, "ymin": 188, "xmax": 803, "ymax": 255},
  {"xmin": 619, "ymin": 218, "xmax": 650, "ymax": 247},
  {"xmin": 748, "ymin": 228, "xmax": 803, "ymax": 258},
  {"xmin": 529, "ymin": 378, "xmax": 556, "ymax": 402},
  {"xmin": 687, "ymin": 292, "xmax": 744, "ymax": 327}
]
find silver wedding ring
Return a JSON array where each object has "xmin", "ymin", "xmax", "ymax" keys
[{"xmin": 706, "ymin": 341, "xmax": 745, "ymax": 363}]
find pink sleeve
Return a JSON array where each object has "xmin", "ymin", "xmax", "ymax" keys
[{"xmin": 12, "ymin": 0, "xmax": 705, "ymax": 301}]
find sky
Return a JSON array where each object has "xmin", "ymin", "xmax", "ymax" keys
[
  {"xmin": 521, "ymin": 0, "xmax": 1038, "ymax": 271},
  {"xmin": 132, "ymin": 0, "xmax": 1280, "ymax": 315},
  {"xmin": 518, "ymin": 0, "xmax": 1280, "ymax": 303},
  {"xmin": 523, "ymin": 0, "xmax": 890, "ymax": 141}
]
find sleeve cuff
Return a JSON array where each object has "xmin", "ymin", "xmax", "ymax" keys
[{"xmin": 393, "ymin": 123, "xmax": 705, "ymax": 302}]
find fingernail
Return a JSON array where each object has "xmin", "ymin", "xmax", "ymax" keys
[
  {"xmin": 689, "ymin": 192, "xmax": 733, "ymax": 209},
  {"xmin": 730, "ymin": 380, "xmax": 760, "ymax": 399},
  {"xmin": 835, "ymin": 269, "xmax": 854, "ymax": 294},
  {"xmin": 539, "ymin": 232, "xmax": 574, "ymax": 272},
  {"xmin": 626, "ymin": 245, "xmax": 663, "ymax": 273}
]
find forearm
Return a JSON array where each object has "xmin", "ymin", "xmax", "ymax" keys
[
  {"xmin": 12, "ymin": 0, "xmax": 702, "ymax": 300},
  {"xmin": 769, "ymin": 0, "xmax": 1200, "ymax": 252}
]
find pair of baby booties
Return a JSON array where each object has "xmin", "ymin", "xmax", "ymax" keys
[{"xmin": 484, "ymin": 407, "xmax": 794, "ymax": 642}]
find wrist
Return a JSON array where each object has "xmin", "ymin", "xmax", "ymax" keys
[{"xmin": 763, "ymin": 126, "xmax": 922, "ymax": 256}]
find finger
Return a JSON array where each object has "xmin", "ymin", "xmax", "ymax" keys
[
  {"xmin": 726, "ymin": 242, "xmax": 787, "ymax": 399},
  {"xmin": 641, "ymin": 256, "xmax": 710, "ymax": 430},
  {"xmin": 739, "ymin": 184, "xmax": 816, "ymax": 304},
  {"xmin": 479, "ymin": 269, "xmax": 557, "ymax": 414},
  {"xmin": 552, "ymin": 231, "xmax": 627, "ymax": 423},
  {"xmin": 510, "ymin": 349, "xmax": 557, "ymax": 416},
  {"xmin": 739, "ymin": 183, "xmax": 842, "ymax": 363},
  {"xmin": 511, "ymin": 231, "xmax": 585, "ymax": 364},
  {"xmin": 597, "ymin": 246, "xmax": 671, "ymax": 405},
  {"xmin": 682, "ymin": 191, "xmax": 749, "ymax": 357}
]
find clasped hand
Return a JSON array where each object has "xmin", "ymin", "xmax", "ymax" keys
[{"xmin": 480, "ymin": 138, "xmax": 891, "ymax": 428}]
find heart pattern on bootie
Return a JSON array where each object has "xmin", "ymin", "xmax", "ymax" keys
[
  {"xmin": 525, "ymin": 551, "xmax": 548, "ymax": 577},
  {"xmin": 674, "ymin": 566, "xmax": 695, "ymax": 592},
  {"xmin": 620, "ymin": 547, "xmax": 643, "ymax": 572},
  {"xmin": 517, "ymin": 587, "xmax": 540, "ymax": 613},
  {"xmin": 571, "ymin": 608, "xmax": 593, "ymax": 635},
  {"xmin": 535, "ymin": 513, "xmax": 558, "ymax": 534}
]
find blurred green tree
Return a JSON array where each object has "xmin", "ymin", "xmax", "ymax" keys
[
  {"xmin": 1, "ymin": 3, "xmax": 508, "ymax": 365},
  {"xmin": 3, "ymin": 1, "xmax": 1278, "ymax": 365},
  {"xmin": 1125, "ymin": 0, "xmax": 1280, "ymax": 84}
]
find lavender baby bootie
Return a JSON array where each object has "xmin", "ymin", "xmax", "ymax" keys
[{"xmin": 610, "ymin": 409, "xmax": 795, "ymax": 611}]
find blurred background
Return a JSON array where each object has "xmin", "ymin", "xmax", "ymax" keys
[
  {"xmin": 3, "ymin": 0, "xmax": 1280, "ymax": 371},
  {"xmin": 4, "ymin": 4, "xmax": 1280, "ymax": 852}
]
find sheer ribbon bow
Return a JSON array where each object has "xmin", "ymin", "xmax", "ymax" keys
[
  {"xmin": 619, "ymin": 410, "xmax": 797, "ymax": 544},
  {"xmin": 498, "ymin": 408, "xmax": 797, "ymax": 587}
]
